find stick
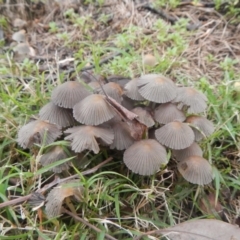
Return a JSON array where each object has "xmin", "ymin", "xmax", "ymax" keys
[
  {"xmin": 0, "ymin": 157, "xmax": 113, "ymax": 209},
  {"xmin": 62, "ymin": 208, "xmax": 118, "ymax": 240}
]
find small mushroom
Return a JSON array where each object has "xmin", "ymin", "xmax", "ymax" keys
[
  {"xmin": 137, "ymin": 74, "xmax": 177, "ymax": 103},
  {"xmin": 109, "ymin": 119, "xmax": 135, "ymax": 150},
  {"xmin": 131, "ymin": 107, "xmax": 155, "ymax": 128},
  {"xmin": 143, "ymin": 54, "xmax": 157, "ymax": 67},
  {"xmin": 12, "ymin": 29, "xmax": 26, "ymax": 43},
  {"xmin": 174, "ymin": 87, "xmax": 207, "ymax": 114},
  {"xmin": 154, "ymin": 103, "xmax": 186, "ymax": 124},
  {"xmin": 45, "ymin": 180, "xmax": 84, "ymax": 218},
  {"xmin": 65, "ymin": 125, "xmax": 114, "ymax": 153},
  {"xmin": 124, "ymin": 78, "xmax": 145, "ymax": 101},
  {"xmin": 97, "ymin": 82, "xmax": 123, "ymax": 103},
  {"xmin": 39, "ymin": 102, "xmax": 76, "ymax": 127},
  {"xmin": 73, "ymin": 94, "xmax": 116, "ymax": 125},
  {"xmin": 186, "ymin": 115, "xmax": 214, "ymax": 141},
  {"xmin": 39, "ymin": 145, "xmax": 72, "ymax": 173},
  {"xmin": 51, "ymin": 81, "xmax": 91, "ymax": 108},
  {"xmin": 17, "ymin": 120, "xmax": 61, "ymax": 149},
  {"xmin": 177, "ymin": 156, "xmax": 213, "ymax": 185},
  {"xmin": 123, "ymin": 139, "xmax": 168, "ymax": 176},
  {"xmin": 172, "ymin": 142, "xmax": 203, "ymax": 162},
  {"xmin": 155, "ymin": 121, "xmax": 195, "ymax": 149}
]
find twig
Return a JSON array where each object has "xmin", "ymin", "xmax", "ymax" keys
[
  {"xmin": 62, "ymin": 208, "xmax": 118, "ymax": 240},
  {"xmin": 137, "ymin": 3, "xmax": 176, "ymax": 24},
  {"xmin": 0, "ymin": 157, "xmax": 113, "ymax": 209}
]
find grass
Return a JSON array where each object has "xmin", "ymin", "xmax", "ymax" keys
[{"xmin": 1, "ymin": 0, "xmax": 240, "ymax": 239}]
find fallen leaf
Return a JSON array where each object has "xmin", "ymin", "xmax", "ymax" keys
[{"xmin": 165, "ymin": 219, "xmax": 240, "ymax": 240}]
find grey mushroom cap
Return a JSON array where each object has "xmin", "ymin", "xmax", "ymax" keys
[
  {"xmin": 17, "ymin": 120, "xmax": 62, "ymax": 149},
  {"xmin": 131, "ymin": 107, "xmax": 155, "ymax": 128},
  {"xmin": 45, "ymin": 181, "xmax": 83, "ymax": 218},
  {"xmin": 186, "ymin": 115, "xmax": 214, "ymax": 141},
  {"xmin": 155, "ymin": 121, "xmax": 195, "ymax": 150},
  {"xmin": 73, "ymin": 94, "xmax": 116, "ymax": 126},
  {"xmin": 39, "ymin": 102, "xmax": 76, "ymax": 127},
  {"xmin": 137, "ymin": 74, "xmax": 177, "ymax": 103},
  {"xmin": 172, "ymin": 142, "xmax": 203, "ymax": 162},
  {"xmin": 39, "ymin": 145, "xmax": 72, "ymax": 173},
  {"xmin": 97, "ymin": 82, "xmax": 123, "ymax": 103},
  {"xmin": 65, "ymin": 125, "xmax": 114, "ymax": 153},
  {"xmin": 174, "ymin": 87, "xmax": 207, "ymax": 114},
  {"xmin": 124, "ymin": 78, "xmax": 145, "ymax": 101},
  {"xmin": 177, "ymin": 156, "xmax": 213, "ymax": 185},
  {"xmin": 51, "ymin": 81, "xmax": 91, "ymax": 108},
  {"xmin": 109, "ymin": 120, "xmax": 135, "ymax": 150},
  {"xmin": 154, "ymin": 103, "xmax": 186, "ymax": 124},
  {"xmin": 123, "ymin": 139, "xmax": 168, "ymax": 176}
]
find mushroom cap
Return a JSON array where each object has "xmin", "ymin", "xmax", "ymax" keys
[
  {"xmin": 131, "ymin": 107, "xmax": 155, "ymax": 128},
  {"xmin": 124, "ymin": 78, "xmax": 145, "ymax": 101},
  {"xmin": 39, "ymin": 146, "xmax": 72, "ymax": 173},
  {"xmin": 174, "ymin": 87, "xmax": 207, "ymax": 114},
  {"xmin": 51, "ymin": 81, "xmax": 91, "ymax": 108},
  {"xmin": 97, "ymin": 82, "xmax": 123, "ymax": 103},
  {"xmin": 137, "ymin": 74, "xmax": 177, "ymax": 103},
  {"xmin": 186, "ymin": 115, "xmax": 214, "ymax": 141},
  {"xmin": 172, "ymin": 142, "xmax": 203, "ymax": 162},
  {"xmin": 121, "ymin": 95, "xmax": 136, "ymax": 110},
  {"xmin": 12, "ymin": 29, "xmax": 26, "ymax": 43},
  {"xmin": 123, "ymin": 139, "xmax": 168, "ymax": 176},
  {"xmin": 109, "ymin": 120, "xmax": 135, "ymax": 150},
  {"xmin": 17, "ymin": 120, "xmax": 61, "ymax": 149},
  {"xmin": 177, "ymin": 156, "xmax": 213, "ymax": 185},
  {"xmin": 73, "ymin": 94, "xmax": 116, "ymax": 125},
  {"xmin": 65, "ymin": 125, "xmax": 114, "ymax": 153},
  {"xmin": 39, "ymin": 102, "xmax": 76, "ymax": 127},
  {"xmin": 155, "ymin": 121, "xmax": 195, "ymax": 150},
  {"xmin": 143, "ymin": 54, "xmax": 157, "ymax": 67},
  {"xmin": 154, "ymin": 103, "xmax": 186, "ymax": 124},
  {"xmin": 45, "ymin": 181, "xmax": 83, "ymax": 218}
]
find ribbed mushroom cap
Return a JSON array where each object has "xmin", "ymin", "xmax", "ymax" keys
[
  {"xmin": 45, "ymin": 181, "xmax": 83, "ymax": 218},
  {"xmin": 39, "ymin": 102, "xmax": 76, "ymax": 127},
  {"xmin": 172, "ymin": 142, "xmax": 203, "ymax": 162},
  {"xmin": 109, "ymin": 120, "xmax": 135, "ymax": 150},
  {"xmin": 174, "ymin": 87, "xmax": 207, "ymax": 114},
  {"xmin": 39, "ymin": 146, "xmax": 72, "ymax": 173},
  {"xmin": 123, "ymin": 139, "xmax": 168, "ymax": 176},
  {"xmin": 124, "ymin": 78, "xmax": 145, "ymax": 101},
  {"xmin": 177, "ymin": 156, "xmax": 213, "ymax": 185},
  {"xmin": 137, "ymin": 74, "xmax": 177, "ymax": 103},
  {"xmin": 51, "ymin": 81, "xmax": 91, "ymax": 108},
  {"xmin": 65, "ymin": 125, "xmax": 114, "ymax": 153},
  {"xmin": 121, "ymin": 95, "xmax": 135, "ymax": 110},
  {"xmin": 73, "ymin": 94, "xmax": 116, "ymax": 125},
  {"xmin": 131, "ymin": 107, "xmax": 155, "ymax": 128},
  {"xmin": 155, "ymin": 121, "xmax": 195, "ymax": 150},
  {"xmin": 186, "ymin": 115, "xmax": 214, "ymax": 141},
  {"xmin": 17, "ymin": 120, "xmax": 61, "ymax": 149},
  {"xmin": 154, "ymin": 103, "xmax": 186, "ymax": 124},
  {"xmin": 97, "ymin": 82, "xmax": 123, "ymax": 103}
]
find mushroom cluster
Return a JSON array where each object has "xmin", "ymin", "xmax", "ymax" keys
[{"xmin": 17, "ymin": 73, "xmax": 215, "ymax": 185}]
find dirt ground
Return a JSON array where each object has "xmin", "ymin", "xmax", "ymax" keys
[{"xmin": 1, "ymin": 0, "xmax": 240, "ymax": 84}]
